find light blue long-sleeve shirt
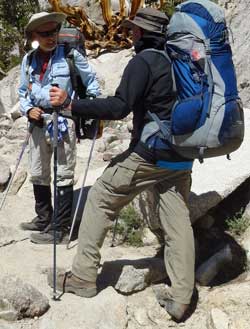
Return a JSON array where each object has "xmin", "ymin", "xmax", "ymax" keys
[{"xmin": 18, "ymin": 45, "xmax": 101, "ymax": 116}]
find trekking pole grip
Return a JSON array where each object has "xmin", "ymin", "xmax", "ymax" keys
[{"xmin": 51, "ymin": 82, "xmax": 61, "ymax": 109}]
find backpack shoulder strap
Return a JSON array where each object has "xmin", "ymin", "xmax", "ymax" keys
[
  {"xmin": 141, "ymin": 48, "xmax": 171, "ymax": 62},
  {"xmin": 141, "ymin": 48, "xmax": 177, "ymax": 93},
  {"xmin": 140, "ymin": 48, "xmax": 177, "ymax": 134},
  {"xmin": 64, "ymin": 46, "xmax": 78, "ymax": 97},
  {"xmin": 25, "ymin": 49, "xmax": 36, "ymax": 80}
]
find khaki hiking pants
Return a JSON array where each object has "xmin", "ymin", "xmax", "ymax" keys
[
  {"xmin": 29, "ymin": 118, "xmax": 76, "ymax": 187},
  {"xmin": 72, "ymin": 150, "xmax": 195, "ymax": 305}
]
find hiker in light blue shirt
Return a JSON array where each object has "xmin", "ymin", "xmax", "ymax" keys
[
  {"xmin": 18, "ymin": 11, "xmax": 100, "ymax": 245},
  {"xmin": 19, "ymin": 44, "xmax": 100, "ymax": 115}
]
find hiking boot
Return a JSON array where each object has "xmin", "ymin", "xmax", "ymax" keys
[
  {"xmin": 20, "ymin": 216, "xmax": 48, "ymax": 231},
  {"xmin": 20, "ymin": 185, "xmax": 53, "ymax": 231},
  {"xmin": 56, "ymin": 185, "xmax": 73, "ymax": 231},
  {"xmin": 163, "ymin": 299, "xmax": 188, "ymax": 321},
  {"xmin": 30, "ymin": 230, "xmax": 69, "ymax": 244},
  {"xmin": 47, "ymin": 270, "xmax": 97, "ymax": 298},
  {"xmin": 153, "ymin": 284, "xmax": 189, "ymax": 321}
]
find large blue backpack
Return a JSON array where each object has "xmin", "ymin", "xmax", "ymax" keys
[{"xmin": 148, "ymin": 0, "xmax": 244, "ymax": 162}]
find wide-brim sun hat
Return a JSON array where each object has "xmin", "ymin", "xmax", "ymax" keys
[
  {"xmin": 25, "ymin": 12, "xmax": 67, "ymax": 34},
  {"xmin": 122, "ymin": 7, "xmax": 169, "ymax": 34}
]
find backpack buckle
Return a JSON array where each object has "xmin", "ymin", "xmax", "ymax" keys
[
  {"xmin": 160, "ymin": 24, "xmax": 167, "ymax": 34},
  {"xmin": 198, "ymin": 147, "xmax": 206, "ymax": 163}
]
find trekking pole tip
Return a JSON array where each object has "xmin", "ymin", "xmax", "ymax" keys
[
  {"xmin": 66, "ymin": 240, "xmax": 78, "ymax": 250},
  {"xmin": 50, "ymin": 291, "xmax": 61, "ymax": 301},
  {"xmin": 66, "ymin": 241, "xmax": 71, "ymax": 250}
]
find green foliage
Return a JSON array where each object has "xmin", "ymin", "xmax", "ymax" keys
[
  {"xmin": 161, "ymin": 0, "xmax": 185, "ymax": 17},
  {"xmin": 0, "ymin": 25, "xmax": 15, "ymax": 71},
  {"xmin": 225, "ymin": 210, "xmax": 250, "ymax": 237},
  {"xmin": 161, "ymin": 0, "xmax": 219, "ymax": 18},
  {"xmin": 113, "ymin": 204, "xmax": 145, "ymax": 247},
  {"xmin": 0, "ymin": 0, "xmax": 40, "ymax": 33},
  {"xmin": 0, "ymin": 0, "xmax": 40, "ymax": 72}
]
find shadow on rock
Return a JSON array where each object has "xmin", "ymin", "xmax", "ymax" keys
[
  {"xmin": 194, "ymin": 227, "xmax": 247, "ymax": 287},
  {"xmin": 189, "ymin": 190, "xmax": 222, "ymax": 224},
  {"xmin": 180, "ymin": 287, "xmax": 199, "ymax": 322}
]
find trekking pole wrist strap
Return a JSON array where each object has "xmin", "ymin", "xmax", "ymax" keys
[
  {"xmin": 61, "ymin": 95, "xmax": 72, "ymax": 110},
  {"xmin": 86, "ymin": 94, "xmax": 96, "ymax": 100}
]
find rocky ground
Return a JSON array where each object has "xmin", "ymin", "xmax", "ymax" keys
[{"xmin": 0, "ymin": 54, "xmax": 250, "ymax": 328}]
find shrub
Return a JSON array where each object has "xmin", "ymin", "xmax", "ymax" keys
[
  {"xmin": 225, "ymin": 210, "xmax": 250, "ymax": 237},
  {"xmin": 112, "ymin": 204, "xmax": 145, "ymax": 247},
  {"xmin": 0, "ymin": 0, "xmax": 40, "ymax": 71}
]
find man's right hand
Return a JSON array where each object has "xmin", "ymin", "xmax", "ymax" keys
[{"xmin": 28, "ymin": 107, "xmax": 44, "ymax": 121}]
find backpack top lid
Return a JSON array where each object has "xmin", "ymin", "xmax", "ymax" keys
[
  {"xmin": 58, "ymin": 26, "xmax": 86, "ymax": 56},
  {"xmin": 167, "ymin": 0, "xmax": 226, "ymax": 40}
]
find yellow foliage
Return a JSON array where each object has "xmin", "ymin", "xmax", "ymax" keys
[{"xmin": 48, "ymin": 0, "xmax": 179, "ymax": 54}]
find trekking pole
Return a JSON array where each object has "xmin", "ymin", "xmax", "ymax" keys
[
  {"xmin": 110, "ymin": 217, "xmax": 119, "ymax": 247},
  {"xmin": 66, "ymin": 120, "xmax": 99, "ymax": 250},
  {"xmin": 0, "ymin": 122, "xmax": 34, "ymax": 211},
  {"xmin": 51, "ymin": 83, "xmax": 60, "ymax": 301}
]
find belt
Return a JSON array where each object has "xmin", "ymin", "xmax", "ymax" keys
[
  {"xmin": 41, "ymin": 107, "xmax": 73, "ymax": 120},
  {"xmin": 40, "ymin": 107, "xmax": 54, "ymax": 114}
]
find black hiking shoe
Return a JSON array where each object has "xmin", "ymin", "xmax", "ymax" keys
[
  {"xmin": 30, "ymin": 230, "xmax": 69, "ymax": 244},
  {"xmin": 47, "ymin": 270, "xmax": 97, "ymax": 298},
  {"xmin": 20, "ymin": 216, "xmax": 49, "ymax": 231}
]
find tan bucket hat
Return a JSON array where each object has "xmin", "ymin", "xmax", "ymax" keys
[
  {"xmin": 122, "ymin": 7, "xmax": 169, "ymax": 35},
  {"xmin": 25, "ymin": 12, "xmax": 67, "ymax": 34}
]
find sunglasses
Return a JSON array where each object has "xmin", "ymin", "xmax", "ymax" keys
[{"xmin": 35, "ymin": 26, "xmax": 60, "ymax": 38}]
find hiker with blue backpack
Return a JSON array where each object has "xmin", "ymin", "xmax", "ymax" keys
[
  {"xmin": 48, "ymin": 1, "xmax": 243, "ymax": 321},
  {"xmin": 48, "ymin": 7, "xmax": 193, "ymax": 320},
  {"xmin": 18, "ymin": 12, "xmax": 100, "ymax": 244}
]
